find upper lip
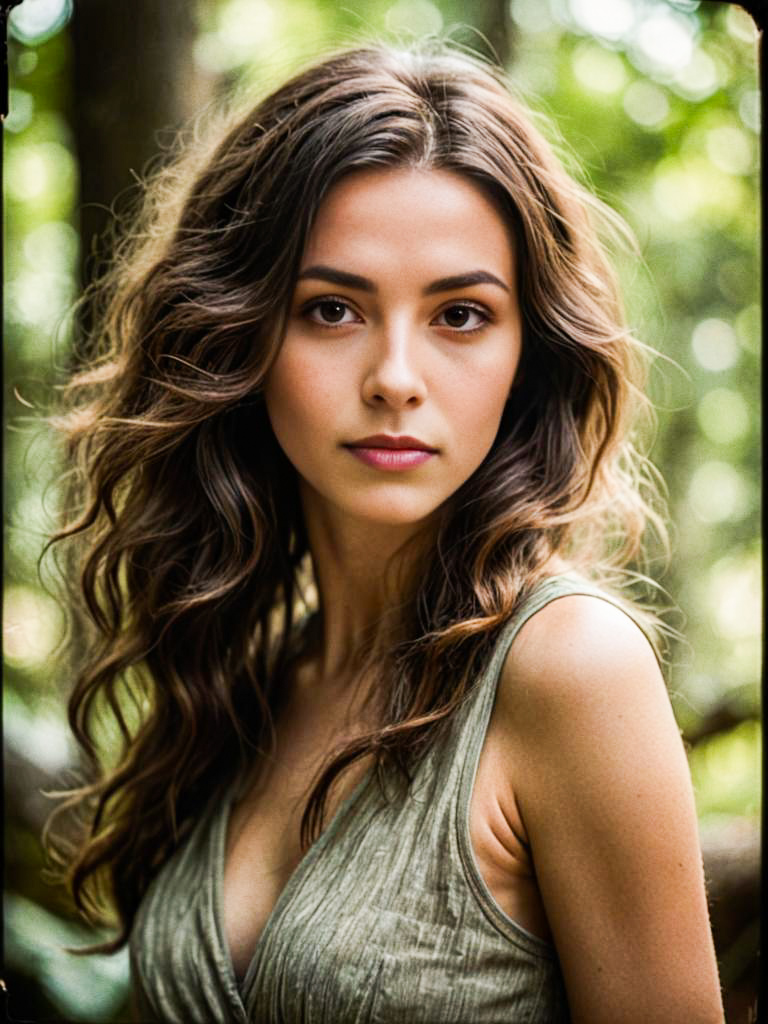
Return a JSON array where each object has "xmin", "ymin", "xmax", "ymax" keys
[{"xmin": 346, "ymin": 434, "xmax": 438, "ymax": 452}]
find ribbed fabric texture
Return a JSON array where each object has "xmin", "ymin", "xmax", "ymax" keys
[{"xmin": 131, "ymin": 574, "xmax": 629, "ymax": 1023}]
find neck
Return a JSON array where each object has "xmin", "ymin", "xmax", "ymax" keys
[{"xmin": 299, "ymin": 482, "xmax": 438, "ymax": 684}]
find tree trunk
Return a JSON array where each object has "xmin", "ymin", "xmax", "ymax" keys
[
  {"xmin": 478, "ymin": 0, "xmax": 515, "ymax": 66},
  {"xmin": 70, "ymin": 0, "xmax": 213, "ymax": 293},
  {"xmin": 444, "ymin": 0, "xmax": 516, "ymax": 67}
]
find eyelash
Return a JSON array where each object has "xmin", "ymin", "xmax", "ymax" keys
[
  {"xmin": 302, "ymin": 296, "xmax": 362, "ymax": 328},
  {"xmin": 301, "ymin": 297, "xmax": 493, "ymax": 334},
  {"xmin": 433, "ymin": 303, "xmax": 491, "ymax": 334}
]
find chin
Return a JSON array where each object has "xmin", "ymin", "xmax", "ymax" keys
[
  {"xmin": 324, "ymin": 481, "xmax": 449, "ymax": 528},
  {"xmin": 298, "ymin": 473, "xmax": 455, "ymax": 532},
  {"xmin": 346, "ymin": 497, "xmax": 443, "ymax": 528}
]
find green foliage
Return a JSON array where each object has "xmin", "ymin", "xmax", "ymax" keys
[
  {"xmin": 689, "ymin": 719, "xmax": 761, "ymax": 823},
  {"xmin": 3, "ymin": 1, "xmax": 759, "ymax": 1019},
  {"xmin": 513, "ymin": 0, "xmax": 760, "ymax": 764},
  {"xmin": 5, "ymin": 893, "xmax": 130, "ymax": 1021}
]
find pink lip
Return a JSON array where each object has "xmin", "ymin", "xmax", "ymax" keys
[
  {"xmin": 347, "ymin": 434, "xmax": 437, "ymax": 451},
  {"xmin": 344, "ymin": 434, "xmax": 438, "ymax": 471},
  {"xmin": 346, "ymin": 447, "xmax": 435, "ymax": 470}
]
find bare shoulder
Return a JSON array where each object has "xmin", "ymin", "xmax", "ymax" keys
[
  {"xmin": 497, "ymin": 592, "xmax": 670, "ymax": 739},
  {"xmin": 491, "ymin": 592, "xmax": 725, "ymax": 1023},
  {"xmin": 493, "ymin": 591, "xmax": 682, "ymax": 827}
]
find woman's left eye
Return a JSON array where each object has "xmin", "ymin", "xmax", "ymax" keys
[{"xmin": 433, "ymin": 304, "xmax": 489, "ymax": 332}]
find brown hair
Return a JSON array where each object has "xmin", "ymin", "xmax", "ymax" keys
[{"xmin": 45, "ymin": 41, "xmax": 666, "ymax": 951}]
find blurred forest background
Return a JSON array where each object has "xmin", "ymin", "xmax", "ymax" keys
[{"xmin": 3, "ymin": 0, "xmax": 760, "ymax": 1021}]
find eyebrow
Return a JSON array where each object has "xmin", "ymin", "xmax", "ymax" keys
[{"xmin": 297, "ymin": 264, "xmax": 510, "ymax": 295}]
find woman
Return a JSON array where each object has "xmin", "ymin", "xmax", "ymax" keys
[{"xmin": 47, "ymin": 42, "xmax": 725, "ymax": 1023}]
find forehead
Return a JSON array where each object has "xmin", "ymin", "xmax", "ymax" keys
[{"xmin": 302, "ymin": 167, "xmax": 515, "ymax": 281}]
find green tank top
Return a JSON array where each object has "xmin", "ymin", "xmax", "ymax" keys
[{"xmin": 131, "ymin": 575, "xmax": 640, "ymax": 1022}]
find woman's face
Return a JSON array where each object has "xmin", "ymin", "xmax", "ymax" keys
[{"xmin": 264, "ymin": 167, "xmax": 522, "ymax": 531}]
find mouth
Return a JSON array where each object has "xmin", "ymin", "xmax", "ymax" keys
[
  {"xmin": 345, "ymin": 434, "xmax": 438, "ymax": 453},
  {"xmin": 343, "ymin": 435, "xmax": 438, "ymax": 471}
]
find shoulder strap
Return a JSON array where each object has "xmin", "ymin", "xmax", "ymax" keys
[
  {"xmin": 457, "ymin": 569, "xmax": 660, "ymax": 765},
  {"xmin": 452, "ymin": 572, "xmax": 654, "ymax": 947},
  {"xmin": 464, "ymin": 571, "xmax": 656, "ymax": 726},
  {"xmin": 466, "ymin": 573, "xmax": 613, "ymax": 721},
  {"xmin": 455, "ymin": 571, "xmax": 660, "ymax": 832}
]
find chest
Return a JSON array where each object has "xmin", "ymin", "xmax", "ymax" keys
[
  {"xmin": 222, "ymin": 691, "xmax": 551, "ymax": 983},
  {"xmin": 222, "ymin": 692, "xmax": 371, "ymax": 978},
  {"xmin": 132, "ymin": 687, "xmax": 567, "ymax": 1024}
]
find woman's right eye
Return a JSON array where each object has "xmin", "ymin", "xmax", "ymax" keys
[{"xmin": 304, "ymin": 299, "xmax": 361, "ymax": 327}]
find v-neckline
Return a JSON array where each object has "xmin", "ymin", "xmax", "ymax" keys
[{"xmin": 211, "ymin": 763, "xmax": 373, "ymax": 1013}]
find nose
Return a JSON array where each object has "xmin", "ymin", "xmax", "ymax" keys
[{"xmin": 361, "ymin": 324, "xmax": 427, "ymax": 409}]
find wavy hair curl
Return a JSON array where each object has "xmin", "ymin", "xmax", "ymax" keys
[{"xmin": 45, "ymin": 42, "xmax": 667, "ymax": 952}]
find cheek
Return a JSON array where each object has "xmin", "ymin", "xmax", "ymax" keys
[
  {"xmin": 263, "ymin": 345, "xmax": 358, "ymax": 496},
  {"xmin": 264, "ymin": 347, "xmax": 335, "ymax": 443},
  {"xmin": 449, "ymin": 353, "xmax": 519, "ymax": 444}
]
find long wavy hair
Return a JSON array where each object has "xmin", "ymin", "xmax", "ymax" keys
[{"xmin": 45, "ymin": 41, "xmax": 667, "ymax": 952}]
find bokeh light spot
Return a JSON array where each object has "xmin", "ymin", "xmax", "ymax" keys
[
  {"xmin": 571, "ymin": 42, "xmax": 627, "ymax": 94},
  {"xmin": 16, "ymin": 50, "xmax": 39, "ymax": 75},
  {"xmin": 23, "ymin": 220, "xmax": 79, "ymax": 272},
  {"xmin": 707, "ymin": 554, "xmax": 761, "ymax": 640},
  {"xmin": 4, "ymin": 693, "xmax": 72, "ymax": 774},
  {"xmin": 623, "ymin": 80, "xmax": 669, "ymax": 127},
  {"xmin": 691, "ymin": 318, "xmax": 739, "ymax": 371},
  {"xmin": 706, "ymin": 124, "xmax": 754, "ymax": 176},
  {"xmin": 673, "ymin": 48, "xmax": 719, "ymax": 100},
  {"xmin": 5, "ymin": 89, "xmax": 34, "ymax": 133},
  {"xmin": 652, "ymin": 154, "xmax": 745, "ymax": 227},
  {"xmin": 739, "ymin": 90, "xmax": 760, "ymax": 134},
  {"xmin": 687, "ymin": 461, "xmax": 749, "ymax": 523},
  {"xmin": 194, "ymin": 0, "xmax": 277, "ymax": 72},
  {"xmin": 6, "ymin": 141, "xmax": 76, "ymax": 205},
  {"xmin": 634, "ymin": 10, "xmax": 695, "ymax": 74},
  {"xmin": 3, "ymin": 585, "xmax": 64, "ymax": 668},
  {"xmin": 569, "ymin": 0, "xmax": 635, "ymax": 42},
  {"xmin": 696, "ymin": 388, "xmax": 749, "ymax": 445},
  {"xmin": 7, "ymin": 269, "xmax": 76, "ymax": 338},
  {"xmin": 511, "ymin": 0, "xmax": 553, "ymax": 33},
  {"xmin": 9, "ymin": 0, "xmax": 72, "ymax": 44}
]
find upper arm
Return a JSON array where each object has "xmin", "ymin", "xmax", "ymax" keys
[{"xmin": 498, "ymin": 595, "xmax": 724, "ymax": 1024}]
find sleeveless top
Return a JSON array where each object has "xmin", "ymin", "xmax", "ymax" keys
[{"xmin": 130, "ymin": 575, "xmax": 645, "ymax": 1023}]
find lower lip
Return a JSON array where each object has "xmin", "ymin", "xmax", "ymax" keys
[{"xmin": 345, "ymin": 446, "xmax": 436, "ymax": 470}]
